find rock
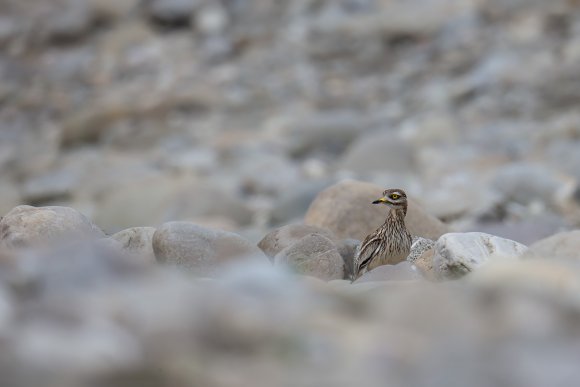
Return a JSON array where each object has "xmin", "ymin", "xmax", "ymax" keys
[
  {"xmin": 153, "ymin": 222, "xmax": 264, "ymax": 276},
  {"xmin": 0, "ymin": 205, "xmax": 104, "ymax": 250},
  {"xmin": 305, "ymin": 180, "xmax": 448, "ymax": 241},
  {"xmin": 274, "ymin": 234, "xmax": 344, "ymax": 281},
  {"xmin": 413, "ymin": 248, "xmax": 436, "ymax": 280},
  {"xmin": 433, "ymin": 232, "xmax": 529, "ymax": 280},
  {"xmin": 144, "ymin": 0, "xmax": 201, "ymax": 27},
  {"xmin": 353, "ymin": 261, "xmax": 420, "ymax": 283},
  {"xmin": 525, "ymin": 230, "xmax": 580, "ymax": 260},
  {"xmin": 111, "ymin": 227, "xmax": 157, "ymax": 264},
  {"xmin": 407, "ymin": 237, "xmax": 436, "ymax": 263},
  {"xmin": 335, "ymin": 238, "xmax": 360, "ymax": 280},
  {"xmin": 340, "ymin": 131, "xmax": 416, "ymax": 175},
  {"xmin": 257, "ymin": 224, "xmax": 336, "ymax": 261},
  {"xmin": 491, "ymin": 163, "xmax": 573, "ymax": 207}
]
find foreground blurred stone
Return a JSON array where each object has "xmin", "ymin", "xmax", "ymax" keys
[
  {"xmin": 3, "ymin": 241, "xmax": 580, "ymax": 387},
  {"xmin": 153, "ymin": 221, "xmax": 265, "ymax": 276},
  {"xmin": 433, "ymin": 232, "xmax": 528, "ymax": 280},
  {"xmin": 305, "ymin": 180, "xmax": 448, "ymax": 241},
  {"xmin": 0, "ymin": 205, "xmax": 104, "ymax": 250},
  {"xmin": 353, "ymin": 261, "xmax": 420, "ymax": 283}
]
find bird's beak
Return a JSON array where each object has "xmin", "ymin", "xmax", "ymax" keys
[{"xmin": 372, "ymin": 197, "xmax": 387, "ymax": 204}]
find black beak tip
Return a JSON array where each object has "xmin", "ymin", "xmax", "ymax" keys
[{"xmin": 372, "ymin": 200, "xmax": 381, "ymax": 204}]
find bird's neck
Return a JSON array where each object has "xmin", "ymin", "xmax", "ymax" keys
[{"xmin": 387, "ymin": 208, "xmax": 407, "ymax": 223}]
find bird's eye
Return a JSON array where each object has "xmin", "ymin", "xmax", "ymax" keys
[{"xmin": 390, "ymin": 194, "xmax": 400, "ymax": 200}]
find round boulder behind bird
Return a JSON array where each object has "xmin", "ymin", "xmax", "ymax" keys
[
  {"xmin": 0, "ymin": 205, "xmax": 105, "ymax": 250},
  {"xmin": 305, "ymin": 180, "xmax": 448, "ymax": 241}
]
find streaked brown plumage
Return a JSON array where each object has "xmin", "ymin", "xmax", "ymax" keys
[{"xmin": 352, "ymin": 188, "xmax": 412, "ymax": 281}]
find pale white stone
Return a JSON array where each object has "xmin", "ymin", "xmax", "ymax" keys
[{"xmin": 433, "ymin": 232, "xmax": 528, "ymax": 279}]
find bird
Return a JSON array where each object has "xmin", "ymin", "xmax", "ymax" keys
[{"xmin": 352, "ymin": 188, "xmax": 413, "ymax": 281}]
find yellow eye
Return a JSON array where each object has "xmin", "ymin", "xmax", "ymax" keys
[{"xmin": 390, "ymin": 194, "xmax": 400, "ymax": 200}]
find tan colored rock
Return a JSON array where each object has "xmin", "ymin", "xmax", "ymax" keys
[
  {"xmin": 0, "ymin": 205, "xmax": 104, "ymax": 250},
  {"xmin": 304, "ymin": 180, "xmax": 448, "ymax": 241},
  {"xmin": 525, "ymin": 230, "xmax": 580, "ymax": 260}
]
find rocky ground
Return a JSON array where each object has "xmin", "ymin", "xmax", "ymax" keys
[
  {"xmin": 2, "ymin": 0, "xmax": 580, "ymax": 385},
  {"xmin": 1, "ymin": 181, "xmax": 580, "ymax": 387}
]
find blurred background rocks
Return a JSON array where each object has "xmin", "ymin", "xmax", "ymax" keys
[{"xmin": 1, "ymin": 0, "xmax": 579, "ymax": 240}]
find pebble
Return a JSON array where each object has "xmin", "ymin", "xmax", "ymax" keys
[{"xmin": 407, "ymin": 236, "xmax": 436, "ymax": 263}]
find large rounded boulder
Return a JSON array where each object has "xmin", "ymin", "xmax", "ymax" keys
[{"xmin": 304, "ymin": 180, "xmax": 448, "ymax": 241}]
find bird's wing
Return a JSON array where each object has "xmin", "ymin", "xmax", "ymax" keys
[{"xmin": 353, "ymin": 235, "xmax": 382, "ymax": 278}]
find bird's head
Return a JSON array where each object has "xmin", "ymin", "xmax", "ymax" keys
[{"xmin": 372, "ymin": 188, "xmax": 408, "ymax": 212}]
